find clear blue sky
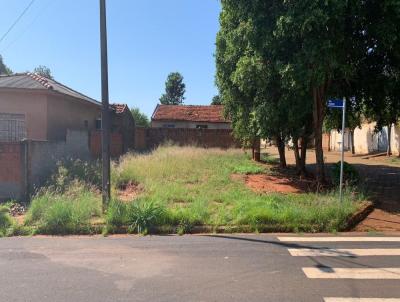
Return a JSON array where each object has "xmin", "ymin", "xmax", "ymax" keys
[{"xmin": 0, "ymin": 0, "xmax": 221, "ymax": 117}]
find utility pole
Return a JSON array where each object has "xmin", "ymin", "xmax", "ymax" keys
[
  {"xmin": 100, "ymin": 0, "xmax": 110, "ymax": 208},
  {"xmin": 339, "ymin": 97, "xmax": 347, "ymax": 203}
]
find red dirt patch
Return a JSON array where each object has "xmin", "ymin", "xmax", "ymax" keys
[
  {"xmin": 116, "ymin": 182, "xmax": 143, "ymax": 202},
  {"xmin": 233, "ymin": 174, "xmax": 313, "ymax": 194},
  {"xmin": 354, "ymin": 209, "xmax": 400, "ymax": 232}
]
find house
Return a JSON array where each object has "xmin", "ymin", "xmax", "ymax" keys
[
  {"xmin": 324, "ymin": 121, "xmax": 400, "ymax": 156},
  {"xmin": 151, "ymin": 104, "xmax": 231, "ymax": 129},
  {"xmin": 110, "ymin": 103, "xmax": 135, "ymax": 152},
  {"xmin": 0, "ymin": 73, "xmax": 102, "ymax": 142}
]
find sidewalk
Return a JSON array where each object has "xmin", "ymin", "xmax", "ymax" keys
[{"xmin": 263, "ymin": 146, "xmax": 400, "ymax": 231}]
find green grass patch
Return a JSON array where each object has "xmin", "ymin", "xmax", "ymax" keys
[
  {"xmin": 108, "ymin": 145, "xmax": 363, "ymax": 233},
  {"xmin": 25, "ymin": 181, "xmax": 102, "ymax": 235}
]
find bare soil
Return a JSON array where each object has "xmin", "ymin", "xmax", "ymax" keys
[
  {"xmin": 243, "ymin": 174, "xmax": 312, "ymax": 194},
  {"xmin": 116, "ymin": 182, "xmax": 143, "ymax": 202}
]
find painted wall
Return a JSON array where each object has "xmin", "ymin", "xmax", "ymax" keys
[
  {"xmin": 151, "ymin": 120, "xmax": 231, "ymax": 129},
  {"xmin": 0, "ymin": 89, "xmax": 48, "ymax": 140},
  {"xmin": 328, "ymin": 122, "xmax": 400, "ymax": 155},
  {"xmin": 46, "ymin": 93, "xmax": 101, "ymax": 141}
]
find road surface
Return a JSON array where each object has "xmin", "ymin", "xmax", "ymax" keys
[{"xmin": 1, "ymin": 234, "xmax": 400, "ymax": 302}]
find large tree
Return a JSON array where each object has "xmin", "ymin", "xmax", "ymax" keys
[
  {"xmin": 159, "ymin": 72, "xmax": 186, "ymax": 105},
  {"xmin": 33, "ymin": 65, "xmax": 53, "ymax": 79},
  {"xmin": 0, "ymin": 55, "xmax": 12, "ymax": 75}
]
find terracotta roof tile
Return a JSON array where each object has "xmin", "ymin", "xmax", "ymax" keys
[
  {"xmin": 111, "ymin": 103, "xmax": 127, "ymax": 114},
  {"xmin": 152, "ymin": 105, "xmax": 229, "ymax": 123}
]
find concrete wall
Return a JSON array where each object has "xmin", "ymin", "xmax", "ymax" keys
[
  {"xmin": 90, "ymin": 130, "xmax": 123, "ymax": 158},
  {"xmin": 46, "ymin": 93, "xmax": 101, "ymax": 141},
  {"xmin": 328, "ymin": 122, "xmax": 400, "ymax": 155},
  {"xmin": 136, "ymin": 128, "xmax": 240, "ymax": 150},
  {"xmin": 151, "ymin": 120, "xmax": 231, "ymax": 129},
  {"xmin": 28, "ymin": 130, "xmax": 91, "ymax": 194},
  {"xmin": 0, "ymin": 89, "xmax": 48, "ymax": 140},
  {"xmin": 0, "ymin": 130, "xmax": 91, "ymax": 201}
]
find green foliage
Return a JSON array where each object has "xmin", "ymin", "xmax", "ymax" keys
[
  {"xmin": 331, "ymin": 161, "xmax": 360, "ymax": 186},
  {"xmin": 126, "ymin": 200, "xmax": 165, "ymax": 234},
  {"xmin": 47, "ymin": 159, "xmax": 102, "ymax": 191},
  {"xmin": 0, "ymin": 55, "xmax": 12, "ymax": 75},
  {"xmin": 25, "ymin": 182, "xmax": 102, "ymax": 235},
  {"xmin": 0, "ymin": 205, "xmax": 14, "ymax": 237},
  {"xmin": 130, "ymin": 107, "xmax": 150, "ymax": 127},
  {"xmin": 106, "ymin": 200, "xmax": 127, "ymax": 228},
  {"xmin": 233, "ymin": 163, "xmax": 264, "ymax": 175},
  {"xmin": 159, "ymin": 72, "xmax": 186, "ymax": 105},
  {"xmin": 211, "ymin": 95, "xmax": 222, "ymax": 105},
  {"xmin": 33, "ymin": 65, "xmax": 53, "ymax": 79}
]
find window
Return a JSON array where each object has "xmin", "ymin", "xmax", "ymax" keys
[
  {"xmin": 95, "ymin": 119, "xmax": 102, "ymax": 130},
  {"xmin": 162, "ymin": 124, "xmax": 175, "ymax": 128},
  {"xmin": 196, "ymin": 125, "xmax": 208, "ymax": 129},
  {"xmin": 0, "ymin": 113, "xmax": 27, "ymax": 142}
]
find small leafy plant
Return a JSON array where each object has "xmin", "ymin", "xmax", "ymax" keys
[
  {"xmin": 126, "ymin": 200, "xmax": 164, "ymax": 234},
  {"xmin": 331, "ymin": 161, "xmax": 359, "ymax": 186}
]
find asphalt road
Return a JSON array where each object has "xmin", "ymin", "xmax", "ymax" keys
[{"xmin": 1, "ymin": 234, "xmax": 400, "ymax": 302}]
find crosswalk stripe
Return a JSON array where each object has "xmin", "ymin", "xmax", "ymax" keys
[
  {"xmin": 278, "ymin": 237, "xmax": 400, "ymax": 242},
  {"xmin": 288, "ymin": 248, "xmax": 400, "ymax": 257},
  {"xmin": 303, "ymin": 267, "xmax": 400, "ymax": 279},
  {"xmin": 324, "ymin": 298, "xmax": 400, "ymax": 302}
]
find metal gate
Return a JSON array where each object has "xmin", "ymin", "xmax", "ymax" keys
[{"xmin": 0, "ymin": 113, "xmax": 27, "ymax": 142}]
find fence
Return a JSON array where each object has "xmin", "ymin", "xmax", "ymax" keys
[
  {"xmin": 0, "ymin": 130, "xmax": 91, "ymax": 202},
  {"xmin": 134, "ymin": 127, "xmax": 240, "ymax": 151}
]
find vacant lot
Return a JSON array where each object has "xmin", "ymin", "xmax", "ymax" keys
[{"xmin": 3, "ymin": 146, "xmax": 365, "ymax": 236}]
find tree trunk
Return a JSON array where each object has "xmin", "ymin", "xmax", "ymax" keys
[
  {"xmin": 293, "ymin": 137, "xmax": 301, "ymax": 173},
  {"xmin": 350, "ymin": 129, "xmax": 355, "ymax": 155},
  {"xmin": 312, "ymin": 87, "xmax": 326, "ymax": 183},
  {"xmin": 276, "ymin": 136, "xmax": 287, "ymax": 168},
  {"xmin": 299, "ymin": 136, "xmax": 308, "ymax": 177},
  {"xmin": 387, "ymin": 124, "xmax": 392, "ymax": 156}
]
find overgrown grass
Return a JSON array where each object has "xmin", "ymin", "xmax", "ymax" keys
[
  {"xmin": 108, "ymin": 146, "xmax": 363, "ymax": 233},
  {"xmin": 25, "ymin": 181, "xmax": 102, "ymax": 235},
  {"xmin": 0, "ymin": 205, "xmax": 14, "ymax": 237}
]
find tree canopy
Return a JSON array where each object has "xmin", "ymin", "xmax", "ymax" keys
[
  {"xmin": 0, "ymin": 55, "xmax": 12, "ymax": 75},
  {"xmin": 216, "ymin": 0, "xmax": 400, "ymax": 181},
  {"xmin": 159, "ymin": 72, "xmax": 186, "ymax": 105},
  {"xmin": 211, "ymin": 95, "xmax": 222, "ymax": 105},
  {"xmin": 130, "ymin": 107, "xmax": 150, "ymax": 127},
  {"xmin": 33, "ymin": 65, "xmax": 53, "ymax": 79}
]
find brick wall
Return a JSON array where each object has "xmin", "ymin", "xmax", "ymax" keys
[
  {"xmin": 90, "ymin": 130, "xmax": 123, "ymax": 158},
  {"xmin": 136, "ymin": 128, "xmax": 240, "ymax": 150},
  {"xmin": 0, "ymin": 142, "xmax": 24, "ymax": 201}
]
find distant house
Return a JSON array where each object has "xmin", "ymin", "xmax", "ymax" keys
[
  {"xmin": 151, "ymin": 104, "xmax": 231, "ymax": 129},
  {"xmin": 110, "ymin": 103, "xmax": 135, "ymax": 152},
  {"xmin": 0, "ymin": 73, "xmax": 101, "ymax": 142}
]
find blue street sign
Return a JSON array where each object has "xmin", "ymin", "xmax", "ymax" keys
[{"xmin": 327, "ymin": 99, "xmax": 344, "ymax": 108}]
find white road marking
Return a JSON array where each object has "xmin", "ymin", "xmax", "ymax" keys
[
  {"xmin": 324, "ymin": 298, "xmax": 400, "ymax": 302},
  {"xmin": 303, "ymin": 267, "xmax": 400, "ymax": 279},
  {"xmin": 278, "ymin": 237, "xmax": 400, "ymax": 242},
  {"xmin": 288, "ymin": 248, "xmax": 400, "ymax": 257}
]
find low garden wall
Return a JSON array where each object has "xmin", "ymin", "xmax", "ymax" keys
[{"xmin": 134, "ymin": 128, "xmax": 240, "ymax": 151}]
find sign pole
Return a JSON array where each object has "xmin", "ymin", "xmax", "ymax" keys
[
  {"xmin": 100, "ymin": 0, "xmax": 111, "ymax": 209},
  {"xmin": 339, "ymin": 97, "xmax": 346, "ymax": 203}
]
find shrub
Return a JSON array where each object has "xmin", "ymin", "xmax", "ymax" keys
[
  {"xmin": 331, "ymin": 161, "xmax": 359, "ymax": 186},
  {"xmin": 25, "ymin": 182, "xmax": 101, "ymax": 235},
  {"xmin": 126, "ymin": 200, "xmax": 165, "ymax": 234},
  {"xmin": 0, "ymin": 205, "xmax": 14, "ymax": 237},
  {"xmin": 47, "ymin": 159, "xmax": 102, "ymax": 192},
  {"xmin": 106, "ymin": 200, "xmax": 127, "ymax": 228}
]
